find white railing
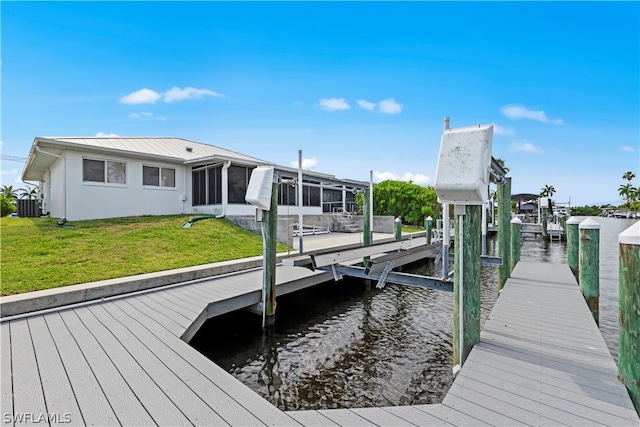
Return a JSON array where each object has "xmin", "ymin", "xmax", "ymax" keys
[
  {"xmin": 293, "ymin": 223, "xmax": 331, "ymax": 237},
  {"xmin": 332, "ymin": 207, "xmax": 353, "ymax": 221}
]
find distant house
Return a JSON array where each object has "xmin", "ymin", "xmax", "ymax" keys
[{"xmin": 21, "ymin": 136, "xmax": 367, "ymax": 221}]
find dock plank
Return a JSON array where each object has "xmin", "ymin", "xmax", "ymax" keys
[
  {"xmin": 27, "ymin": 315, "xmax": 85, "ymax": 426},
  {"xmin": 315, "ymin": 408, "xmax": 378, "ymax": 426},
  {"xmin": 70, "ymin": 306, "xmax": 191, "ymax": 426},
  {"xmin": 140, "ymin": 292, "xmax": 200, "ymax": 324},
  {"xmin": 378, "ymin": 405, "xmax": 454, "ymax": 426},
  {"xmin": 413, "ymin": 404, "xmax": 489, "ymax": 426},
  {"xmin": 9, "ymin": 319, "xmax": 48, "ymax": 427},
  {"xmin": 458, "ymin": 357, "xmax": 637, "ymax": 425},
  {"xmin": 348, "ymin": 407, "xmax": 419, "ymax": 426},
  {"xmin": 95, "ymin": 302, "xmax": 264, "ymax": 426},
  {"xmin": 449, "ymin": 370, "xmax": 593, "ymax": 426},
  {"xmin": 1, "ymin": 323, "xmax": 13, "ymax": 426},
  {"xmin": 108, "ymin": 298, "xmax": 301, "ymax": 427},
  {"xmin": 286, "ymin": 410, "xmax": 340, "ymax": 426},
  {"xmin": 122, "ymin": 296, "xmax": 188, "ymax": 336},
  {"xmin": 467, "ymin": 351, "xmax": 636, "ymax": 409},
  {"xmin": 56, "ymin": 310, "xmax": 156, "ymax": 426},
  {"xmin": 442, "ymin": 392, "xmax": 530, "ymax": 426},
  {"xmin": 102, "ymin": 304, "xmax": 260, "ymax": 425},
  {"xmin": 43, "ymin": 313, "xmax": 119, "ymax": 426},
  {"xmin": 85, "ymin": 303, "xmax": 230, "ymax": 426}
]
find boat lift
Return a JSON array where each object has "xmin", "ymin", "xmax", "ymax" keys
[{"xmin": 307, "ymin": 239, "xmax": 454, "ymax": 292}]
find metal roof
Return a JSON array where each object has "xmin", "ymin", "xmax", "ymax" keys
[
  {"xmin": 44, "ymin": 137, "xmax": 268, "ymax": 163},
  {"xmin": 21, "ymin": 136, "xmax": 369, "ymax": 186}
]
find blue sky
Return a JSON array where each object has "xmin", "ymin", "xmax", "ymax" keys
[{"xmin": 2, "ymin": 1, "xmax": 638, "ymax": 206}]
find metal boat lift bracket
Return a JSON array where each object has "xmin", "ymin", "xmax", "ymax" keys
[
  {"xmin": 376, "ymin": 260, "xmax": 395, "ymax": 289},
  {"xmin": 317, "ymin": 264, "xmax": 453, "ymax": 293}
]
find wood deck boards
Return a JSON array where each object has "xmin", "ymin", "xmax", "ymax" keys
[{"xmin": 2, "ymin": 259, "xmax": 639, "ymax": 426}]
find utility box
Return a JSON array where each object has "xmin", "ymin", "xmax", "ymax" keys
[
  {"xmin": 245, "ymin": 166, "xmax": 275, "ymax": 211},
  {"xmin": 434, "ymin": 124, "xmax": 493, "ymax": 205}
]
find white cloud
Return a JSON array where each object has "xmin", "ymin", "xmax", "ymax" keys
[
  {"xmin": 95, "ymin": 132, "xmax": 119, "ymax": 137},
  {"xmin": 511, "ymin": 141, "xmax": 544, "ymax": 154},
  {"xmin": 288, "ymin": 157, "xmax": 319, "ymax": 169},
  {"xmin": 500, "ymin": 104, "xmax": 564, "ymax": 125},
  {"xmin": 120, "ymin": 88, "xmax": 161, "ymax": 104},
  {"xmin": 162, "ymin": 86, "xmax": 225, "ymax": 102},
  {"xmin": 318, "ymin": 98, "xmax": 351, "ymax": 111},
  {"xmin": 492, "ymin": 123, "xmax": 516, "ymax": 137},
  {"xmin": 378, "ymin": 98, "xmax": 403, "ymax": 115},
  {"xmin": 120, "ymin": 86, "xmax": 224, "ymax": 105},
  {"xmin": 374, "ymin": 171, "xmax": 430, "ymax": 185},
  {"xmin": 620, "ymin": 145, "xmax": 636, "ymax": 152},
  {"xmin": 129, "ymin": 111, "xmax": 154, "ymax": 119},
  {"xmin": 357, "ymin": 99, "xmax": 376, "ymax": 111}
]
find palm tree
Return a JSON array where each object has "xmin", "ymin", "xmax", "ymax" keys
[
  {"xmin": 1, "ymin": 185, "xmax": 19, "ymax": 202},
  {"xmin": 622, "ymin": 171, "xmax": 636, "ymax": 182},
  {"xmin": 619, "ymin": 183, "xmax": 634, "ymax": 208},
  {"xmin": 19, "ymin": 186, "xmax": 38, "ymax": 200},
  {"xmin": 540, "ymin": 185, "xmax": 556, "ymax": 198}
]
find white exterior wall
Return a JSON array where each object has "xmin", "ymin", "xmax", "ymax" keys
[
  {"xmin": 39, "ymin": 150, "xmax": 330, "ymax": 221},
  {"xmin": 46, "ymin": 157, "xmax": 66, "ymax": 219},
  {"xmin": 187, "ymin": 202, "xmax": 322, "ymax": 217},
  {"xmin": 62, "ymin": 151, "xmax": 186, "ymax": 221}
]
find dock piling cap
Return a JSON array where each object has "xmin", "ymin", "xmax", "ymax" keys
[
  {"xmin": 510, "ymin": 217, "xmax": 522, "ymax": 224},
  {"xmin": 579, "ymin": 218, "xmax": 600, "ymax": 229},
  {"xmin": 619, "ymin": 221, "xmax": 640, "ymax": 245},
  {"xmin": 566, "ymin": 217, "xmax": 581, "ymax": 225}
]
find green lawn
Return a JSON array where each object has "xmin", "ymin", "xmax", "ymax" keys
[
  {"xmin": 0, "ymin": 215, "xmax": 290, "ymax": 296},
  {"xmin": 401, "ymin": 224, "xmax": 423, "ymax": 233}
]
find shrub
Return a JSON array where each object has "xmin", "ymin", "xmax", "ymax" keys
[
  {"xmin": 1, "ymin": 195, "xmax": 16, "ymax": 217},
  {"xmin": 372, "ymin": 180, "xmax": 440, "ymax": 225}
]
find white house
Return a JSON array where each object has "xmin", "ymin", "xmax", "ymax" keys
[{"xmin": 21, "ymin": 136, "xmax": 368, "ymax": 221}]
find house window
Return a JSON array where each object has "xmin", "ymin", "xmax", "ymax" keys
[
  {"xmin": 322, "ymin": 188, "xmax": 343, "ymax": 213},
  {"xmin": 228, "ymin": 165, "xmax": 254, "ymax": 204},
  {"xmin": 192, "ymin": 169, "xmax": 207, "ymax": 206},
  {"xmin": 192, "ymin": 164, "xmax": 222, "ymax": 206},
  {"xmin": 83, "ymin": 158, "xmax": 126, "ymax": 184},
  {"xmin": 143, "ymin": 166, "xmax": 176, "ymax": 188},
  {"xmin": 303, "ymin": 180, "xmax": 321, "ymax": 207},
  {"xmin": 278, "ymin": 178, "xmax": 296, "ymax": 206},
  {"xmin": 207, "ymin": 165, "xmax": 222, "ymax": 204}
]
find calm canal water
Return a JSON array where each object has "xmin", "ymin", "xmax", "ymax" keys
[{"xmin": 190, "ymin": 216, "xmax": 636, "ymax": 411}]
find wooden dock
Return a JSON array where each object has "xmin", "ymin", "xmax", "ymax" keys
[
  {"xmin": 2, "ymin": 254, "xmax": 638, "ymax": 425},
  {"xmin": 286, "ymin": 262, "xmax": 639, "ymax": 426}
]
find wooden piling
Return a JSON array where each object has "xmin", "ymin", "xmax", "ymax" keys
[
  {"xmin": 425, "ymin": 216, "xmax": 433, "ymax": 244},
  {"xmin": 579, "ymin": 218, "xmax": 600, "ymax": 325},
  {"xmin": 541, "ymin": 207, "xmax": 549, "ymax": 241},
  {"xmin": 566, "ymin": 217, "xmax": 581, "ymax": 279},
  {"xmin": 497, "ymin": 177, "xmax": 511, "ymax": 290},
  {"xmin": 510, "ymin": 217, "xmax": 522, "ymax": 272},
  {"xmin": 263, "ymin": 181, "xmax": 279, "ymax": 328},
  {"xmin": 363, "ymin": 188, "xmax": 371, "ymax": 264},
  {"xmin": 394, "ymin": 217, "xmax": 402, "ymax": 241},
  {"xmin": 453, "ymin": 205, "xmax": 481, "ymax": 368},
  {"xmin": 618, "ymin": 221, "xmax": 640, "ymax": 414}
]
